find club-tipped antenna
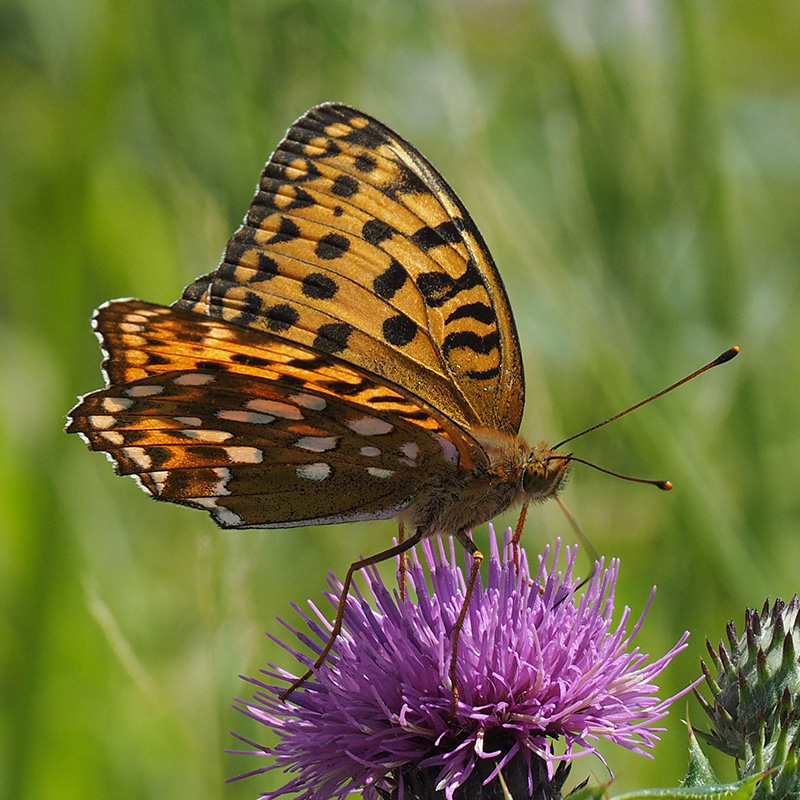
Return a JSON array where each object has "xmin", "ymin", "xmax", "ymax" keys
[
  {"xmin": 555, "ymin": 455, "xmax": 673, "ymax": 490},
  {"xmin": 553, "ymin": 346, "xmax": 739, "ymax": 451}
]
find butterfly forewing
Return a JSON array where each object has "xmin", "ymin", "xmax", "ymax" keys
[
  {"xmin": 67, "ymin": 299, "xmax": 477, "ymax": 528},
  {"xmin": 174, "ymin": 103, "xmax": 524, "ymax": 435}
]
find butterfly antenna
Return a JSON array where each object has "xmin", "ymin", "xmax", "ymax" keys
[
  {"xmin": 553, "ymin": 346, "xmax": 739, "ymax": 450},
  {"xmin": 553, "ymin": 454, "xmax": 673, "ymax": 490}
]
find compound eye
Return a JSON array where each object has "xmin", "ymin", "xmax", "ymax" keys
[{"xmin": 522, "ymin": 463, "xmax": 546, "ymax": 494}]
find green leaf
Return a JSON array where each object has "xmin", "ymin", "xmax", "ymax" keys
[
  {"xmin": 567, "ymin": 783, "xmax": 611, "ymax": 800},
  {"xmin": 686, "ymin": 723, "xmax": 721, "ymax": 787},
  {"xmin": 609, "ymin": 774, "xmax": 762, "ymax": 800}
]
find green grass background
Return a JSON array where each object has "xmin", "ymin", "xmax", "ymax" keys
[{"xmin": 2, "ymin": 1, "xmax": 799, "ymax": 798}]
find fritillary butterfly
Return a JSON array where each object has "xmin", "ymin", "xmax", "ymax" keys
[
  {"xmin": 67, "ymin": 103, "xmax": 572, "ymax": 546},
  {"xmin": 69, "ymin": 104, "xmax": 737, "ymax": 696}
]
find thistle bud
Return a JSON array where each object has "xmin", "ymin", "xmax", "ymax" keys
[{"xmin": 695, "ymin": 596, "xmax": 800, "ymax": 799}]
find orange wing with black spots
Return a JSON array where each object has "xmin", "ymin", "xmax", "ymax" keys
[
  {"xmin": 174, "ymin": 103, "xmax": 525, "ymax": 436},
  {"xmin": 67, "ymin": 105, "xmax": 545, "ymax": 533},
  {"xmin": 67, "ymin": 299, "xmax": 478, "ymax": 529}
]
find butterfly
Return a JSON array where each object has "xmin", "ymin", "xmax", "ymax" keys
[
  {"xmin": 66, "ymin": 103, "xmax": 656, "ymax": 696},
  {"xmin": 67, "ymin": 102, "xmax": 572, "ymax": 542}
]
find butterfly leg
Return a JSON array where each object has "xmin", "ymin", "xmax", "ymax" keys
[
  {"xmin": 397, "ymin": 521, "xmax": 408, "ymax": 601},
  {"xmin": 449, "ymin": 530, "xmax": 484, "ymax": 714},
  {"xmin": 280, "ymin": 528, "xmax": 426, "ymax": 700},
  {"xmin": 511, "ymin": 502, "xmax": 529, "ymax": 573}
]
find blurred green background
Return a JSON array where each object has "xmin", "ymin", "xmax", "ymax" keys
[{"xmin": 2, "ymin": 1, "xmax": 799, "ymax": 798}]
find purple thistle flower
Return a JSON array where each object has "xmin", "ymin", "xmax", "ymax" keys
[{"xmin": 230, "ymin": 528, "xmax": 695, "ymax": 800}]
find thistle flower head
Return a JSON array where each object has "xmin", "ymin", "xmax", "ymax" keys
[
  {"xmin": 695, "ymin": 596, "xmax": 800, "ymax": 799},
  {"xmin": 231, "ymin": 528, "xmax": 693, "ymax": 800}
]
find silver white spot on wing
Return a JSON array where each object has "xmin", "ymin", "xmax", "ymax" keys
[
  {"xmin": 214, "ymin": 506, "xmax": 243, "ymax": 526},
  {"xmin": 191, "ymin": 496, "xmax": 244, "ymax": 526},
  {"xmin": 174, "ymin": 416, "xmax": 203, "ymax": 427},
  {"xmin": 346, "ymin": 415, "xmax": 393, "ymax": 436},
  {"xmin": 180, "ymin": 429, "xmax": 233, "ymax": 442},
  {"xmin": 101, "ymin": 431, "xmax": 125, "ymax": 445},
  {"xmin": 119, "ymin": 322, "xmax": 145, "ymax": 333},
  {"xmin": 210, "ymin": 467, "xmax": 232, "ymax": 495},
  {"xmin": 103, "ymin": 397, "xmax": 134, "ymax": 413},
  {"xmin": 127, "ymin": 385, "xmax": 165, "ymax": 397},
  {"xmin": 122, "ymin": 447, "xmax": 152, "ymax": 470},
  {"xmin": 360, "ymin": 446, "xmax": 381, "ymax": 457},
  {"xmin": 193, "ymin": 497, "xmax": 218, "ymax": 509},
  {"xmin": 399, "ymin": 442, "xmax": 420, "ymax": 465},
  {"xmin": 367, "ymin": 467, "xmax": 395, "ymax": 479},
  {"xmin": 246, "ymin": 398, "xmax": 303, "ymax": 420},
  {"xmin": 173, "ymin": 373, "xmax": 215, "ymax": 386},
  {"xmin": 296, "ymin": 462, "xmax": 331, "ymax": 481},
  {"xmin": 290, "ymin": 392, "xmax": 327, "ymax": 411},
  {"xmin": 295, "ymin": 436, "xmax": 338, "ymax": 453},
  {"xmin": 148, "ymin": 470, "xmax": 169, "ymax": 494},
  {"xmin": 89, "ymin": 415, "xmax": 117, "ymax": 430},
  {"xmin": 434, "ymin": 434, "xmax": 459, "ymax": 464},
  {"xmin": 120, "ymin": 334, "xmax": 146, "ymax": 347},
  {"xmin": 225, "ymin": 446, "xmax": 263, "ymax": 464}
]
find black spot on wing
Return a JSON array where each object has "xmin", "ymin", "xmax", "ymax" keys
[
  {"xmin": 195, "ymin": 360, "xmax": 226, "ymax": 371},
  {"xmin": 382, "ymin": 313, "xmax": 416, "ymax": 347},
  {"xmin": 366, "ymin": 394, "xmax": 409, "ymax": 404},
  {"xmin": 267, "ymin": 217, "xmax": 301, "ymax": 245},
  {"xmin": 383, "ymin": 164, "xmax": 429, "ymax": 198},
  {"xmin": 252, "ymin": 253, "xmax": 280, "ymax": 281},
  {"xmin": 465, "ymin": 365, "xmax": 502, "ymax": 380},
  {"xmin": 148, "ymin": 447, "xmax": 171, "ymax": 469},
  {"xmin": 445, "ymin": 302, "xmax": 496, "ymax": 326},
  {"xmin": 416, "ymin": 259, "xmax": 482, "ymax": 308},
  {"xmin": 286, "ymin": 355, "xmax": 327, "ymax": 371},
  {"xmin": 416, "ymin": 272, "xmax": 452, "ymax": 306},
  {"xmin": 285, "ymin": 126, "xmax": 342, "ymax": 159},
  {"xmin": 276, "ymin": 372, "xmax": 306, "ymax": 388},
  {"xmin": 253, "ymin": 180, "xmax": 315, "ymax": 213},
  {"xmin": 313, "ymin": 322, "xmax": 353, "ymax": 354},
  {"xmin": 302, "ymin": 272, "xmax": 339, "ymax": 300},
  {"xmin": 146, "ymin": 353, "xmax": 170, "ymax": 366},
  {"xmin": 265, "ymin": 154, "xmax": 322, "ymax": 184},
  {"xmin": 373, "ymin": 259, "xmax": 407, "ymax": 300},
  {"xmin": 227, "ymin": 226, "xmax": 257, "ymax": 254},
  {"xmin": 323, "ymin": 140, "xmax": 342, "ymax": 158},
  {"xmin": 315, "ymin": 233, "xmax": 350, "ymax": 260},
  {"xmin": 326, "ymin": 379, "xmax": 370, "ymax": 396},
  {"xmin": 362, "ymin": 219, "xmax": 395, "ymax": 246},
  {"xmin": 411, "ymin": 221, "xmax": 461, "ymax": 252},
  {"xmin": 442, "ymin": 330, "xmax": 501, "ymax": 357},
  {"xmin": 354, "ymin": 153, "xmax": 377, "ymax": 174},
  {"xmin": 396, "ymin": 409, "xmax": 435, "ymax": 421},
  {"xmin": 332, "ymin": 174, "xmax": 358, "ymax": 197},
  {"xmin": 186, "ymin": 446, "xmax": 221, "ymax": 460},
  {"xmin": 178, "ymin": 274, "xmax": 212, "ymax": 305},
  {"xmin": 231, "ymin": 353, "xmax": 272, "ymax": 368},
  {"xmin": 342, "ymin": 121, "xmax": 388, "ymax": 151},
  {"xmin": 233, "ymin": 291, "xmax": 262, "ymax": 325},
  {"xmin": 265, "ymin": 304, "xmax": 299, "ymax": 332}
]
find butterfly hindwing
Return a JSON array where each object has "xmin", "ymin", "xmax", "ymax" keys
[
  {"xmin": 67, "ymin": 299, "xmax": 476, "ymax": 528},
  {"xmin": 174, "ymin": 103, "xmax": 525, "ymax": 436}
]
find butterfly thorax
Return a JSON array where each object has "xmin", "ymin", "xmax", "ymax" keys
[{"xmin": 401, "ymin": 431, "xmax": 571, "ymax": 539}]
